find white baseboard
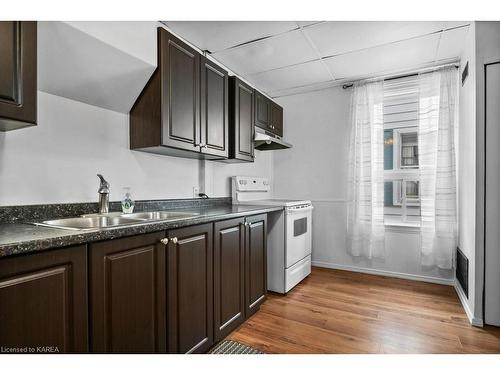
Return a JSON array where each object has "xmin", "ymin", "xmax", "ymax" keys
[
  {"xmin": 454, "ymin": 279, "xmax": 484, "ymax": 327},
  {"xmin": 312, "ymin": 261, "xmax": 455, "ymax": 286},
  {"xmin": 472, "ymin": 317, "xmax": 484, "ymax": 327}
]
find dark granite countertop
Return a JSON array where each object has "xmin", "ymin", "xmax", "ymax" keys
[{"xmin": 0, "ymin": 204, "xmax": 283, "ymax": 258}]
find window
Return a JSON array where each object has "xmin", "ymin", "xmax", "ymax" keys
[
  {"xmin": 399, "ymin": 132, "xmax": 418, "ymax": 168},
  {"xmin": 383, "ymin": 77, "xmax": 420, "ymax": 226}
]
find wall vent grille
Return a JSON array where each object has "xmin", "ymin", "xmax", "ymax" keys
[{"xmin": 456, "ymin": 247, "xmax": 469, "ymax": 297}]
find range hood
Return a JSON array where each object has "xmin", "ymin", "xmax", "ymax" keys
[{"xmin": 254, "ymin": 127, "xmax": 292, "ymax": 150}]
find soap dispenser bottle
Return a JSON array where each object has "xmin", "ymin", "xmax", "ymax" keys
[{"xmin": 121, "ymin": 187, "xmax": 135, "ymax": 214}]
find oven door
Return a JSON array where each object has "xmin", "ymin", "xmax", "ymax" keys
[{"xmin": 285, "ymin": 205, "xmax": 313, "ymax": 268}]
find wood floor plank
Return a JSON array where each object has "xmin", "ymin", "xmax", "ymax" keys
[{"xmin": 227, "ymin": 267, "xmax": 500, "ymax": 353}]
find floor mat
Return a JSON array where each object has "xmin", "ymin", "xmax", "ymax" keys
[{"xmin": 209, "ymin": 340, "xmax": 265, "ymax": 354}]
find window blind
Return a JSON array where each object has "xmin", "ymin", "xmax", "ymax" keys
[{"xmin": 383, "ymin": 76, "xmax": 419, "ymax": 129}]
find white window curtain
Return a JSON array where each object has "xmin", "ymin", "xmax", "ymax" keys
[
  {"xmin": 347, "ymin": 81, "xmax": 385, "ymax": 259},
  {"xmin": 418, "ymin": 67, "xmax": 458, "ymax": 269}
]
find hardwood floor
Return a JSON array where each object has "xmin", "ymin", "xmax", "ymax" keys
[{"xmin": 227, "ymin": 267, "xmax": 500, "ymax": 353}]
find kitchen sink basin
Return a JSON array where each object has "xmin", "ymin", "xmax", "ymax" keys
[
  {"xmin": 35, "ymin": 210, "xmax": 201, "ymax": 230},
  {"xmin": 122, "ymin": 211, "xmax": 199, "ymax": 221},
  {"xmin": 36, "ymin": 216, "xmax": 146, "ymax": 230}
]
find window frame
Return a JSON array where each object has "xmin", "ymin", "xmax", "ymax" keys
[{"xmin": 393, "ymin": 127, "xmax": 419, "ymax": 170}]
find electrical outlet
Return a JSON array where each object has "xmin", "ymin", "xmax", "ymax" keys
[{"xmin": 192, "ymin": 186, "xmax": 200, "ymax": 198}]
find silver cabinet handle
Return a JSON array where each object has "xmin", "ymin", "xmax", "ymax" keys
[
  {"xmin": 171, "ymin": 237, "xmax": 178, "ymax": 244},
  {"xmin": 160, "ymin": 238, "xmax": 169, "ymax": 245}
]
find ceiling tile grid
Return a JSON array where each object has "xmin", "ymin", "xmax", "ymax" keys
[{"xmin": 163, "ymin": 21, "xmax": 470, "ymax": 97}]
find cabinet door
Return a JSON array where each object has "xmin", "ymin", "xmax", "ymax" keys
[
  {"xmin": 270, "ymin": 101, "xmax": 283, "ymax": 137},
  {"xmin": 229, "ymin": 77, "xmax": 254, "ymax": 162},
  {"xmin": 167, "ymin": 223, "xmax": 213, "ymax": 353},
  {"xmin": 90, "ymin": 232, "xmax": 166, "ymax": 353},
  {"xmin": 0, "ymin": 245, "xmax": 88, "ymax": 353},
  {"xmin": 254, "ymin": 90, "xmax": 271, "ymax": 130},
  {"xmin": 214, "ymin": 218, "xmax": 245, "ymax": 341},
  {"xmin": 245, "ymin": 214, "xmax": 267, "ymax": 317},
  {"xmin": 159, "ymin": 28, "xmax": 201, "ymax": 152},
  {"xmin": 0, "ymin": 21, "xmax": 37, "ymax": 131},
  {"xmin": 200, "ymin": 57, "xmax": 228, "ymax": 158}
]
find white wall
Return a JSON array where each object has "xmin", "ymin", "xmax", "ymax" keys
[
  {"xmin": 458, "ymin": 23, "xmax": 477, "ymax": 322},
  {"xmin": 274, "ymin": 86, "xmax": 454, "ymax": 283},
  {"xmin": 206, "ymin": 152, "xmax": 274, "ymax": 198},
  {"xmin": 0, "ymin": 92, "xmax": 272, "ymax": 205}
]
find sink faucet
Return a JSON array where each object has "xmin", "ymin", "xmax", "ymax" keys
[{"xmin": 97, "ymin": 174, "xmax": 110, "ymax": 214}]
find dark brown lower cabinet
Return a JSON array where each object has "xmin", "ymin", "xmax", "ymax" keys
[
  {"xmin": 0, "ymin": 214, "xmax": 267, "ymax": 354},
  {"xmin": 0, "ymin": 245, "xmax": 88, "ymax": 353},
  {"xmin": 214, "ymin": 218, "xmax": 245, "ymax": 341},
  {"xmin": 167, "ymin": 223, "xmax": 213, "ymax": 353},
  {"xmin": 245, "ymin": 214, "xmax": 267, "ymax": 317},
  {"xmin": 90, "ymin": 232, "xmax": 166, "ymax": 353}
]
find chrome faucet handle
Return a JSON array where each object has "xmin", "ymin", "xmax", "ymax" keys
[{"xmin": 97, "ymin": 174, "xmax": 110, "ymax": 194}]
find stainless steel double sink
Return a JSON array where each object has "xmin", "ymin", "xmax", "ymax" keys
[{"xmin": 35, "ymin": 211, "xmax": 200, "ymax": 230}]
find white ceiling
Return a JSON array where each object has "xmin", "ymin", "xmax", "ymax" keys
[{"xmin": 163, "ymin": 21, "xmax": 470, "ymax": 97}]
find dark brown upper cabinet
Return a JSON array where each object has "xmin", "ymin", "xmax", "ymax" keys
[
  {"xmin": 130, "ymin": 28, "xmax": 200, "ymax": 157},
  {"xmin": 166, "ymin": 223, "xmax": 214, "ymax": 354},
  {"xmin": 254, "ymin": 89, "xmax": 271, "ymax": 130},
  {"xmin": 0, "ymin": 21, "xmax": 37, "ymax": 131},
  {"xmin": 89, "ymin": 232, "xmax": 167, "ymax": 353},
  {"xmin": 254, "ymin": 89, "xmax": 283, "ymax": 137},
  {"xmin": 245, "ymin": 214, "xmax": 267, "ymax": 318},
  {"xmin": 227, "ymin": 76, "xmax": 254, "ymax": 162},
  {"xmin": 270, "ymin": 101, "xmax": 283, "ymax": 137},
  {"xmin": 130, "ymin": 27, "xmax": 228, "ymax": 160},
  {"xmin": 214, "ymin": 217, "xmax": 246, "ymax": 341},
  {"xmin": 200, "ymin": 56, "xmax": 229, "ymax": 158},
  {"xmin": 0, "ymin": 245, "xmax": 88, "ymax": 353}
]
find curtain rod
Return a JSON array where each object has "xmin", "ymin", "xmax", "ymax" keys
[{"xmin": 341, "ymin": 62, "xmax": 460, "ymax": 89}]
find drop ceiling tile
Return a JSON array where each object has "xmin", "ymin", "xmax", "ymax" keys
[
  {"xmin": 246, "ymin": 60, "xmax": 332, "ymax": 93},
  {"xmin": 303, "ymin": 21, "xmax": 447, "ymax": 57},
  {"xmin": 323, "ymin": 33, "xmax": 441, "ymax": 80},
  {"xmin": 163, "ymin": 21, "xmax": 298, "ymax": 52},
  {"xmin": 436, "ymin": 26, "xmax": 469, "ymax": 60},
  {"xmin": 212, "ymin": 29, "xmax": 318, "ymax": 75}
]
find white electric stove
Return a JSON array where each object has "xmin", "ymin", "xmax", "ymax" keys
[{"xmin": 232, "ymin": 176, "xmax": 313, "ymax": 294}]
